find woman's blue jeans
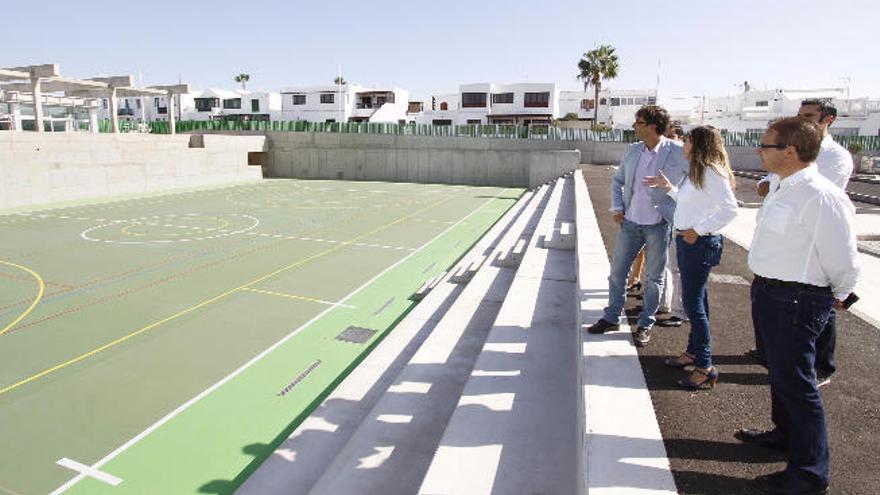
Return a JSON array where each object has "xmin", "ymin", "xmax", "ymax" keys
[{"xmin": 676, "ymin": 234, "xmax": 723, "ymax": 369}]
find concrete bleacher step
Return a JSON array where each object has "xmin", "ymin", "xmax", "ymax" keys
[
  {"xmin": 449, "ymin": 255, "xmax": 487, "ymax": 284},
  {"xmin": 543, "ymin": 220, "xmax": 576, "ymax": 250},
  {"xmin": 418, "ymin": 175, "xmax": 581, "ymax": 495},
  {"xmin": 413, "ymin": 272, "xmax": 446, "ymax": 301},
  {"xmin": 299, "ymin": 184, "xmax": 556, "ymax": 495},
  {"xmin": 494, "ymin": 237, "xmax": 527, "ymax": 267},
  {"xmin": 574, "ymin": 169, "xmax": 677, "ymax": 494},
  {"xmin": 235, "ymin": 185, "xmax": 548, "ymax": 495},
  {"xmin": 491, "ymin": 184, "xmax": 551, "ymax": 269}
]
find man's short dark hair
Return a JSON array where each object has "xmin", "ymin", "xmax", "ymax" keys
[
  {"xmin": 801, "ymin": 98, "xmax": 838, "ymax": 121},
  {"xmin": 635, "ymin": 105, "xmax": 670, "ymax": 135},
  {"xmin": 769, "ymin": 116, "xmax": 822, "ymax": 163}
]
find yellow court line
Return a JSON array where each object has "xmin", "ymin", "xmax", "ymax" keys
[
  {"xmin": 239, "ymin": 287, "xmax": 355, "ymax": 308},
  {"xmin": 0, "ymin": 195, "xmax": 457, "ymax": 396},
  {"xmin": 0, "ymin": 261, "xmax": 45, "ymax": 337}
]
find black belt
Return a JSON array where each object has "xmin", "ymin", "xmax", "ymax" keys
[
  {"xmin": 675, "ymin": 229, "xmax": 717, "ymax": 238},
  {"xmin": 754, "ymin": 275, "xmax": 830, "ymax": 293}
]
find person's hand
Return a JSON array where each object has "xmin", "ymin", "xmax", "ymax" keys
[
  {"xmin": 643, "ymin": 170, "xmax": 673, "ymax": 191},
  {"xmin": 682, "ymin": 229, "xmax": 699, "ymax": 245},
  {"xmin": 612, "ymin": 211, "xmax": 624, "ymax": 224},
  {"xmin": 833, "ymin": 300, "xmax": 847, "ymax": 311},
  {"xmin": 757, "ymin": 181, "xmax": 770, "ymax": 198}
]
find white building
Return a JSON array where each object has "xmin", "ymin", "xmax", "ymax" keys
[
  {"xmin": 416, "ymin": 83, "xmax": 560, "ymax": 126},
  {"xmin": 558, "ymin": 88, "xmax": 657, "ymax": 129},
  {"xmin": 187, "ymin": 89, "xmax": 281, "ymax": 122},
  {"xmin": 279, "ymin": 84, "xmax": 409, "ymax": 124},
  {"xmin": 694, "ymin": 87, "xmax": 880, "ymax": 136}
]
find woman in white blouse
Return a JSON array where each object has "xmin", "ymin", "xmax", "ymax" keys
[{"xmin": 644, "ymin": 125, "xmax": 738, "ymax": 389}]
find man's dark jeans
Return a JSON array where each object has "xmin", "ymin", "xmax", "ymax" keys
[{"xmin": 751, "ymin": 277, "xmax": 833, "ymax": 488}]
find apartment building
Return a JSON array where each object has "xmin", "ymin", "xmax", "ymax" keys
[
  {"xmin": 558, "ymin": 88, "xmax": 657, "ymax": 129},
  {"xmin": 416, "ymin": 83, "xmax": 560, "ymax": 126},
  {"xmin": 279, "ymin": 84, "xmax": 409, "ymax": 124},
  {"xmin": 696, "ymin": 87, "xmax": 880, "ymax": 136}
]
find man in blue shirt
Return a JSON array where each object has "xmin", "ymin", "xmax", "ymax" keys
[{"xmin": 587, "ymin": 105, "xmax": 689, "ymax": 346}]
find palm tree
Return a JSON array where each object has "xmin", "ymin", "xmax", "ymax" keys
[
  {"xmin": 577, "ymin": 45, "xmax": 620, "ymax": 124},
  {"xmin": 334, "ymin": 76, "xmax": 346, "ymax": 85},
  {"xmin": 234, "ymin": 73, "xmax": 250, "ymax": 90}
]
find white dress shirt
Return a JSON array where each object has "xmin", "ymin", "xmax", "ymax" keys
[
  {"xmin": 763, "ymin": 134, "xmax": 854, "ymax": 193},
  {"xmin": 749, "ymin": 166, "xmax": 860, "ymax": 300},
  {"xmin": 667, "ymin": 166, "xmax": 738, "ymax": 235},
  {"xmin": 816, "ymin": 134, "xmax": 854, "ymax": 189}
]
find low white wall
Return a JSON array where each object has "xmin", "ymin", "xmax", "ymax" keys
[
  {"xmin": 265, "ymin": 133, "xmax": 578, "ymax": 188},
  {"xmin": 0, "ymin": 133, "xmax": 264, "ymax": 210}
]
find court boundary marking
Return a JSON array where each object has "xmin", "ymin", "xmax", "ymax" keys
[
  {"xmin": 0, "ymin": 194, "xmax": 458, "ymax": 396},
  {"xmin": 0, "ymin": 261, "xmax": 45, "ymax": 337},
  {"xmin": 47, "ymin": 189, "xmax": 511, "ymax": 495},
  {"xmin": 80, "ymin": 214, "xmax": 260, "ymax": 245}
]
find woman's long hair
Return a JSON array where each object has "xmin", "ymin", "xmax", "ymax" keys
[{"xmin": 687, "ymin": 125, "xmax": 736, "ymax": 190}]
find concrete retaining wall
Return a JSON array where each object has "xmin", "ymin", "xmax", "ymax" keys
[
  {"xmin": 265, "ymin": 133, "xmax": 579, "ymax": 188},
  {"xmin": 0, "ymin": 133, "xmax": 264, "ymax": 210}
]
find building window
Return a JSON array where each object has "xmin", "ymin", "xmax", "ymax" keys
[
  {"xmin": 440, "ymin": 102, "xmax": 448, "ymax": 111},
  {"xmin": 223, "ymin": 98, "xmax": 242, "ymax": 109},
  {"xmin": 647, "ymin": 96, "xmax": 656, "ymax": 104},
  {"xmin": 320, "ymin": 93, "xmax": 335, "ymax": 104},
  {"xmin": 524, "ymin": 92, "xmax": 550, "ymax": 108},
  {"xmin": 136, "ymin": 99, "xmax": 141, "ymax": 109},
  {"xmin": 195, "ymin": 98, "xmax": 219, "ymax": 112},
  {"xmin": 755, "ymin": 100, "xmax": 769, "ymax": 107},
  {"xmin": 325, "ymin": 119, "xmax": 336, "ymax": 123},
  {"xmin": 610, "ymin": 98, "xmax": 621, "ymax": 106},
  {"xmin": 466, "ymin": 119, "xmax": 482, "ymax": 124},
  {"xmin": 461, "ymin": 92, "xmax": 487, "ymax": 108},
  {"xmin": 432, "ymin": 119, "xmax": 452, "ymax": 126},
  {"xmin": 492, "ymin": 92, "xmax": 514, "ymax": 104},
  {"xmin": 599, "ymin": 98, "xmax": 607, "ymax": 105},
  {"xmin": 251, "ymin": 99, "xmax": 260, "ymax": 112},
  {"xmin": 580, "ymin": 99, "xmax": 595, "ymax": 110},
  {"xmin": 102, "ymin": 99, "xmax": 107, "ymax": 109},
  {"xmin": 292, "ymin": 94, "xmax": 306, "ymax": 105},
  {"xmin": 154, "ymin": 97, "xmax": 160, "ymax": 108},
  {"xmin": 158, "ymin": 106, "xmax": 167, "ymax": 114},
  {"xmin": 407, "ymin": 102, "xmax": 424, "ymax": 113}
]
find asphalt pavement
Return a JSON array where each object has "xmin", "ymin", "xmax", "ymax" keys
[{"xmin": 583, "ymin": 165, "xmax": 880, "ymax": 495}]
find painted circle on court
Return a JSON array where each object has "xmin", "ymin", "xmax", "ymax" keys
[{"xmin": 80, "ymin": 213, "xmax": 260, "ymax": 245}]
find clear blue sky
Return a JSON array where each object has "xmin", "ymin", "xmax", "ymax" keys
[{"xmin": 6, "ymin": 0, "xmax": 879, "ymax": 104}]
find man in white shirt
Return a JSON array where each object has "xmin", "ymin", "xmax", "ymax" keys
[
  {"xmin": 736, "ymin": 117, "xmax": 859, "ymax": 495},
  {"xmin": 754, "ymin": 100, "xmax": 854, "ymax": 385}
]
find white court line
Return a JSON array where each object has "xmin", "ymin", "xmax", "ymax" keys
[
  {"xmin": 56, "ymin": 458, "xmax": 121, "ymax": 486},
  {"xmin": 49, "ymin": 188, "xmax": 507, "ymax": 495}
]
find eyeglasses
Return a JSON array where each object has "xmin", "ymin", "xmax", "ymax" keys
[
  {"xmin": 633, "ymin": 120, "xmax": 647, "ymax": 127},
  {"xmin": 757, "ymin": 143, "xmax": 787, "ymax": 150}
]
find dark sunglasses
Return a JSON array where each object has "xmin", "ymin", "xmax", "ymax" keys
[{"xmin": 757, "ymin": 143, "xmax": 787, "ymax": 150}]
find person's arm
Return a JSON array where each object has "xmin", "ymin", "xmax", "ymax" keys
[
  {"xmin": 756, "ymin": 173, "xmax": 779, "ymax": 198},
  {"xmin": 610, "ymin": 147, "xmax": 631, "ymax": 223},
  {"xmin": 817, "ymin": 148, "xmax": 854, "ymax": 190},
  {"xmin": 693, "ymin": 169, "xmax": 739, "ymax": 234},
  {"xmin": 804, "ymin": 192, "xmax": 860, "ymax": 302}
]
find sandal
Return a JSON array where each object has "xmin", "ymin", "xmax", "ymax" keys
[
  {"xmin": 677, "ymin": 367, "xmax": 719, "ymax": 390},
  {"xmin": 664, "ymin": 352, "xmax": 695, "ymax": 368}
]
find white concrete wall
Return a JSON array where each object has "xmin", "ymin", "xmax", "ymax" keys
[
  {"xmin": 265, "ymin": 132, "xmax": 578, "ymax": 187},
  {"xmin": 0, "ymin": 133, "xmax": 263, "ymax": 209}
]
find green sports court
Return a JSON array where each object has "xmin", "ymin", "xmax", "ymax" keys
[{"xmin": 0, "ymin": 179, "xmax": 522, "ymax": 495}]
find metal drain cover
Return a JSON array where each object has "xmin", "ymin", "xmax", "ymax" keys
[{"xmin": 336, "ymin": 326, "xmax": 377, "ymax": 344}]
